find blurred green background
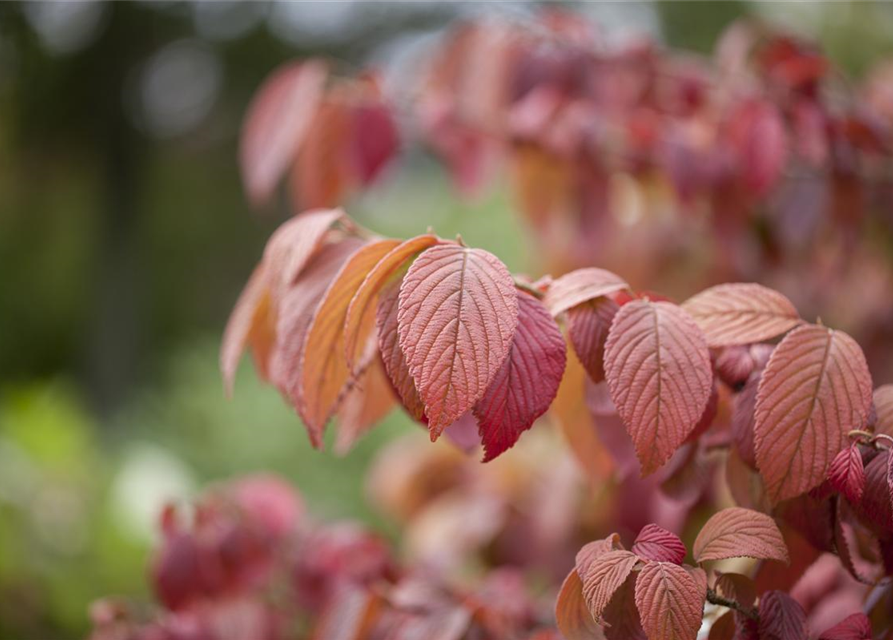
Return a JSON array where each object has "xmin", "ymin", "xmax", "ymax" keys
[{"xmin": 2, "ymin": 2, "xmax": 893, "ymax": 638}]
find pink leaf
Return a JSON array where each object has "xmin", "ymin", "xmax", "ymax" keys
[
  {"xmin": 220, "ymin": 263, "xmax": 271, "ymax": 396},
  {"xmin": 634, "ymin": 562, "xmax": 704, "ymax": 640},
  {"xmin": 397, "ymin": 244, "xmax": 519, "ymax": 437},
  {"xmin": 681, "ymin": 283, "xmax": 800, "ymax": 348},
  {"xmin": 602, "ymin": 574, "xmax": 646, "ymax": 640},
  {"xmin": 817, "ymin": 613, "xmax": 872, "ymax": 640},
  {"xmin": 473, "ymin": 291, "xmax": 566, "ymax": 461},
  {"xmin": 377, "ymin": 280, "xmax": 426, "ymax": 422},
  {"xmin": 554, "ymin": 570, "xmax": 605, "ymax": 640},
  {"xmin": 603, "ymin": 300, "xmax": 713, "ymax": 475},
  {"xmin": 240, "ymin": 60, "xmax": 328, "ymax": 207},
  {"xmin": 580, "ymin": 550, "xmax": 639, "ymax": 623},
  {"xmin": 728, "ymin": 100, "xmax": 788, "ymax": 196},
  {"xmin": 348, "ymin": 101, "xmax": 400, "ymax": 185},
  {"xmin": 754, "ymin": 324, "xmax": 873, "ymax": 503},
  {"xmin": 263, "ymin": 208, "xmax": 345, "ymax": 291},
  {"xmin": 758, "ymin": 591, "xmax": 807, "ymax": 640},
  {"xmin": 692, "ymin": 507, "xmax": 788, "ymax": 564},
  {"xmin": 874, "ymin": 384, "xmax": 893, "ymax": 436},
  {"xmin": 567, "ymin": 295, "xmax": 619, "ymax": 383},
  {"xmin": 631, "ymin": 524, "xmax": 687, "ymax": 564},
  {"xmin": 827, "ymin": 444, "xmax": 866, "ymax": 504},
  {"xmin": 543, "ymin": 268, "xmax": 628, "ymax": 316}
]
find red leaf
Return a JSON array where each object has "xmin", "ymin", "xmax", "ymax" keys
[
  {"xmin": 554, "ymin": 570, "xmax": 604, "ymax": 640},
  {"xmin": 344, "ymin": 235, "xmax": 440, "ymax": 373},
  {"xmin": 827, "ymin": 444, "xmax": 865, "ymax": 504},
  {"xmin": 377, "ymin": 280, "xmax": 426, "ymax": 422},
  {"xmin": 349, "ymin": 101, "xmax": 399, "ymax": 185},
  {"xmin": 543, "ymin": 268, "xmax": 628, "ymax": 316},
  {"xmin": 728, "ymin": 100, "xmax": 788, "ymax": 195},
  {"xmin": 731, "ymin": 370, "xmax": 761, "ymax": 468},
  {"xmin": 631, "ymin": 524, "xmax": 686, "ymax": 564},
  {"xmin": 567, "ymin": 296, "xmax": 619, "ymax": 383},
  {"xmin": 602, "ymin": 574, "xmax": 646, "ymax": 640},
  {"xmin": 714, "ymin": 345, "xmax": 755, "ymax": 388},
  {"xmin": 397, "ymin": 244, "xmax": 519, "ymax": 437},
  {"xmin": 708, "ymin": 611, "xmax": 735, "ymax": 640},
  {"xmin": 754, "ymin": 324, "xmax": 873, "ymax": 503},
  {"xmin": 874, "ymin": 384, "xmax": 893, "ymax": 436},
  {"xmin": 758, "ymin": 591, "xmax": 807, "ymax": 640},
  {"xmin": 857, "ymin": 450, "xmax": 893, "ymax": 534},
  {"xmin": 603, "ymin": 300, "xmax": 713, "ymax": 475},
  {"xmin": 681, "ymin": 283, "xmax": 800, "ymax": 348},
  {"xmin": 817, "ymin": 613, "xmax": 872, "ymax": 640},
  {"xmin": 580, "ymin": 550, "xmax": 639, "ymax": 623},
  {"xmin": 473, "ymin": 291, "xmax": 566, "ymax": 461},
  {"xmin": 240, "ymin": 60, "xmax": 328, "ymax": 207},
  {"xmin": 634, "ymin": 562, "xmax": 704, "ymax": 640},
  {"xmin": 693, "ymin": 507, "xmax": 788, "ymax": 564}
]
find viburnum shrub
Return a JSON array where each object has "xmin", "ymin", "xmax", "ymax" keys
[{"xmin": 90, "ymin": 10, "xmax": 893, "ymax": 640}]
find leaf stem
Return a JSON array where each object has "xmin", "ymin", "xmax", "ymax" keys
[
  {"xmin": 513, "ymin": 278, "xmax": 544, "ymax": 299},
  {"xmin": 706, "ymin": 589, "xmax": 759, "ymax": 621}
]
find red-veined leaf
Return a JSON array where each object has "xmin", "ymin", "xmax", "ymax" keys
[
  {"xmin": 634, "ymin": 561, "xmax": 704, "ymax": 640},
  {"xmin": 543, "ymin": 268, "xmax": 628, "ymax": 317},
  {"xmin": 344, "ymin": 235, "xmax": 440, "ymax": 372},
  {"xmin": 681, "ymin": 283, "xmax": 800, "ymax": 348},
  {"xmin": 298, "ymin": 239, "xmax": 401, "ymax": 444},
  {"xmin": 602, "ymin": 574, "xmax": 646, "ymax": 640},
  {"xmin": 334, "ymin": 357, "xmax": 397, "ymax": 455},
  {"xmin": 758, "ymin": 591, "xmax": 807, "ymax": 640},
  {"xmin": 555, "ymin": 570, "xmax": 605, "ymax": 640},
  {"xmin": 264, "ymin": 208, "xmax": 346, "ymax": 291},
  {"xmin": 221, "ymin": 263, "xmax": 271, "ymax": 396},
  {"xmin": 575, "ymin": 533, "xmax": 623, "ymax": 574},
  {"xmin": 397, "ymin": 244, "xmax": 519, "ymax": 437},
  {"xmin": 827, "ymin": 444, "xmax": 865, "ymax": 504},
  {"xmin": 580, "ymin": 550, "xmax": 639, "ymax": 623},
  {"xmin": 693, "ymin": 507, "xmax": 788, "ymax": 564},
  {"xmin": 473, "ymin": 291, "xmax": 566, "ymax": 461},
  {"xmin": 754, "ymin": 324, "xmax": 873, "ymax": 503},
  {"xmin": 817, "ymin": 613, "xmax": 872, "ymax": 640},
  {"xmin": 603, "ymin": 300, "xmax": 713, "ymax": 475},
  {"xmin": 377, "ymin": 280, "xmax": 426, "ymax": 422},
  {"xmin": 240, "ymin": 60, "xmax": 328, "ymax": 206},
  {"xmin": 567, "ymin": 295, "xmax": 619, "ymax": 383},
  {"xmin": 874, "ymin": 384, "xmax": 893, "ymax": 436},
  {"xmin": 631, "ymin": 524, "xmax": 686, "ymax": 564}
]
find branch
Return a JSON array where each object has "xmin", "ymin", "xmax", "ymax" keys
[{"xmin": 706, "ymin": 588, "xmax": 759, "ymax": 622}]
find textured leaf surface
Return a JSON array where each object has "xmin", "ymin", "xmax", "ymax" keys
[
  {"xmin": 754, "ymin": 324, "xmax": 873, "ymax": 503},
  {"xmin": 874, "ymin": 384, "xmax": 893, "ymax": 436},
  {"xmin": 859, "ymin": 451, "xmax": 893, "ymax": 534},
  {"xmin": 544, "ymin": 268, "xmax": 628, "ymax": 316},
  {"xmin": 555, "ymin": 570, "xmax": 605, "ymax": 640},
  {"xmin": 631, "ymin": 524, "xmax": 686, "ymax": 564},
  {"xmin": 264, "ymin": 208, "xmax": 345, "ymax": 290},
  {"xmin": 758, "ymin": 591, "xmax": 807, "ymax": 640},
  {"xmin": 603, "ymin": 300, "xmax": 713, "ymax": 475},
  {"xmin": 581, "ymin": 550, "xmax": 639, "ymax": 623},
  {"xmin": 377, "ymin": 280, "xmax": 426, "ymax": 422},
  {"xmin": 299, "ymin": 239, "xmax": 400, "ymax": 443},
  {"xmin": 240, "ymin": 60, "xmax": 328, "ymax": 206},
  {"xmin": 817, "ymin": 613, "xmax": 872, "ymax": 640},
  {"xmin": 397, "ymin": 244, "xmax": 519, "ymax": 436},
  {"xmin": 682, "ymin": 283, "xmax": 800, "ymax": 347},
  {"xmin": 827, "ymin": 444, "xmax": 865, "ymax": 504},
  {"xmin": 693, "ymin": 507, "xmax": 788, "ymax": 564},
  {"xmin": 567, "ymin": 295, "xmax": 619, "ymax": 383},
  {"xmin": 221, "ymin": 263, "xmax": 270, "ymax": 396},
  {"xmin": 634, "ymin": 562, "xmax": 704, "ymax": 640},
  {"xmin": 344, "ymin": 235, "xmax": 440, "ymax": 372},
  {"xmin": 473, "ymin": 291, "xmax": 566, "ymax": 461}
]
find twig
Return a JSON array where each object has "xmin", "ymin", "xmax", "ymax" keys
[{"xmin": 706, "ymin": 588, "xmax": 759, "ymax": 622}]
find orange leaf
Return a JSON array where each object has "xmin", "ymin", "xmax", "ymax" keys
[
  {"xmin": 555, "ymin": 570, "xmax": 605, "ymax": 640},
  {"xmin": 220, "ymin": 263, "xmax": 271, "ymax": 396},
  {"xmin": 334, "ymin": 357, "xmax": 397, "ymax": 455}
]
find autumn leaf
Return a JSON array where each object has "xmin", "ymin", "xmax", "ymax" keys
[
  {"xmin": 681, "ymin": 283, "xmax": 800, "ymax": 348},
  {"xmin": 758, "ymin": 591, "xmax": 807, "ymax": 640},
  {"xmin": 631, "ymin": 524, "xmax": 687, "ymax": 564},
  {"xmin": 692, "ymin": 507, "xmax": 788, "ymax": 564},
  {"xmin": 344, "ymin": 234, "xmax": 440, "ymax": 372},
  {"xmin": 221, "ymin": 263, "xmax": 271, "ymax": 396},
  {"xmin": 827, "ymin": 444, "xmax": 866, "ymax": 504},
  {"xmin": 263, "ymin": 208, "xmax": 346, "ymax": 291},
  {"xmin": 634, "ymin": 561, "xmax": 704, "ymax": 640},
  {"xmin": 817, "ymin": 613, "xmax": 872, "ymax": 640},
  {"xmin": 580, "ymin": 550, "xmax": 639, "ymax": 623},
  {"xmin": 376, "ymin": 280, "xmax": 426, "ymax": 422},
  {"xmin": 239, "ymin": 60, "xmax": 328, "ymax": 207},
  {"xmin": 874, "ymin": 384, "xmax": 893, "ymax": 436},
  {"xmin": 603, "ymin": 300, "xmax": 713, "ymax": 475},
  {"xmin": 291, "ymin": 99, "xmax": 352, "ymax": 209},
  {"xmin": 602, "ymin": 575, "xmax": 646, "ymax": 640},
  {"xmin": 334, "ymin": 357, "xmax": 397, "ymax": 455},
  {"xmin": 754, "ymin": 324, "xmax": 873, "ymax": 503},
  {"xmin": 567, "ymin": 295, "xmax": 619, "ymax": 383},
  {"xmin": 543, "ymin": 268, "xmax": 628, "ymax": 316},
  {"xmin": 473, "ymin": 290, "xmax": 566, "ymax": 461},
  {"xmin": 713, "ymin": 573, "xmax": 756, "ymax": 609},
  {"xmin": 397, "ymin": 244, "xmax": 519, "ymax": 437},
  {"xmin": 858, "ymin": 451, "xmax": 893, "ymax": 534},
  {"xmin": 554, "ymin": 570, "xmax": 605, "ymax": 640}
]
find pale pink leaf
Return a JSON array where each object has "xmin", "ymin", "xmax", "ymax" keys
[
  {"xmin": 681, "ymin": 283, "xmax": 800, "ymax": 347},
  {"xmin": 580, "ymin": 550, "xmax": 639, "ymax": 624},
  {"xmin": 634, "ymin": 562, "xmax": 704, "ymax": 640},
  {"xmin": 631, "ymin": 524, "xmax": 687, "ymax": 565},
  {"xmin": 240, "ymin": 60, "xmax": 328, "ymax": 206},
  {"xmin": 827, "ymin": 444, "xmax": 865, "ymax": 504},
  {"xmin": 758, "ymin": 591, "xmax": 807, "ymax": 640},
  {"xmin": 754, "ymin": 324, "xmax": 873, "ymax": 503},
  {"xmin": 692, "ymin": 507, "xmax": 788, "ymax": 564},
  {"xmin": 603, "ymin": 300, "xmax": 713, "ymax": 475},
  {"xmin": 473, "ymin": 291, "xmax": 566, "ymax": 461},
  {"xmin": 397, "ymin": 244, "xmax": 518, "ymax": 437},
  {"xmin": 543, "ymin": 268, "xmax": 628, "ymax": 317}
]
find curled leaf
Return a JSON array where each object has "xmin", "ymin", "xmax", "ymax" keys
[
  {"xmin": 634, "ymin": 562, "xmax": 704, "ymax": 640},
  {"xmin": 754, "ymin": 324, "xmax": 873, "ymax": 503},
  {"xmin": 631, "ymin": 524, "xmax": 687, "ymax": 565},
  {"xmin": 693, "ymin": 507, "xmax": 788, "ymax": 564},
  {"xmin": 543, "ymin": 268, "xmax": 628, "ymax": 316}
]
